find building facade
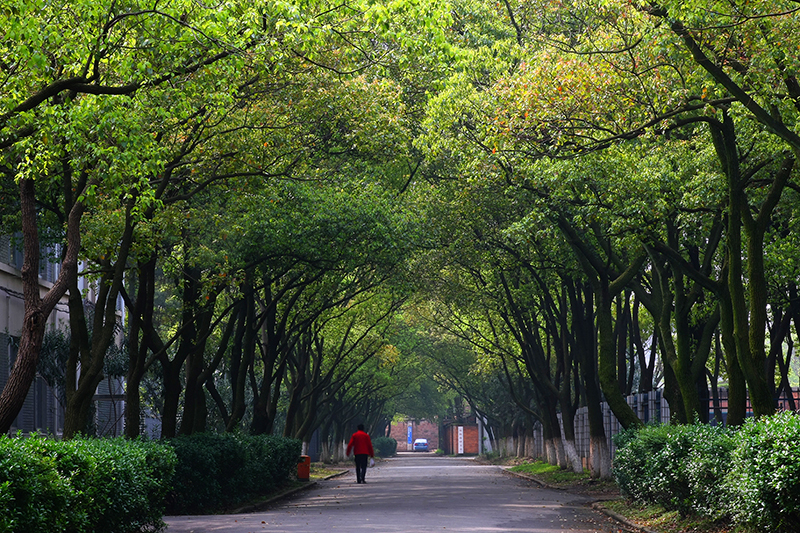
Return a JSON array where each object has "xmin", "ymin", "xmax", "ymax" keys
[
  {"xmin": 389, "ymin": 418, "xmax": 440, "ymax": 452},
  {"xmin": 0, "ymin": 234, "xmax": 125, "ymax": 437},
  {"xmin": 0, "ymin": 234, "xmax": 67, "ymax": 435}
]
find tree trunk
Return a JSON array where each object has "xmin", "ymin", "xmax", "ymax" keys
[
  {"xmin": 64, "ymin": 199, "xmax": 134, "ymax": 439},
  {"xmin": 542, "ymin": 405, "xmax": 565, "ymax": 467},
  {"xmin": 709, "ymin": 333, "xmax": 725, "ymax": 424},
  {"xmin": 283, "ymin": 335, "xmax": 310, "ymax": 438},
  {"xmin": 570, "ymin": 280, "xmax": 612, "ymax": 478},
  {"xmin": 590, "ymin": 435, "xmax": 611, "ymax": 479},
  {"xmin": 710, "ymin": 113, "xmax": 790, "ymax": 418},
  {"xmin": 0, "ymin": 178, "xmax": 82, "ymax": 434},
  {"xmin": 597, "ymin": 283, "xmax": 642, "ymax": 429},
  {"xmin": 614, "ymin": 295, "xmax": 629, "ymax": 395},
  {"xmin": 225, "ymin": 297, "xmax": 248, "ymax": 433},
  {"xmin": 178, "ymin": 291, "xmax": 215, "ymax": 436},
  {"xmin": 634, "ymin": 302, "xmax": 656, "ymax": 393},
  {"xmin": 555, "ymin": 215, "xmax": 645, "ymax": 430},
  {"xmin": 160, "ymin": 358, "xmax": 182, "ymax": 439},
  {"xmin": 160, "ymin": 265, "xmax": 202, "ymax": 438},
  {"xmin": 563, "ymin": 438, "xmax": 583, "ymax": 473},
  {"xmin": 559, "ymin": 374, "xmax": 582, "ymax": 473},
  {"xmin": 123, "ymin": 257, "xmax": 157, "ymax": 439},
  {"xmin": 718, "ymin": 283, "xmax": 747, "ymax": 426}
]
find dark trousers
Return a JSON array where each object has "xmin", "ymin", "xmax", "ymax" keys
[{"xmin": 354, "ymin": 454, "xmax": 369, "ymax": 482}]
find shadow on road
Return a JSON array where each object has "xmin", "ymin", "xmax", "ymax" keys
[{"xmin": 165, "ymin": 454, "xmax": 633, "ymax": 533}]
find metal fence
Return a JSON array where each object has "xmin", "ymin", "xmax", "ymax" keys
[{"xmin": 500, "ymin": 387, "xmax": 800, "ymax": 463}]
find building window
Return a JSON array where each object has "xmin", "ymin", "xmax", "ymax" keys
[{"xmin": 11, "ymin": 233, "xmax": 23, "ymax": 270}]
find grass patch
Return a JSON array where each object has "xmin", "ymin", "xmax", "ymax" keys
[
  {"xmin": 507, "ymin": 460, "xmax": 619, "ymax": 495},
  {"xmin": 508, "ymin": 460, "xmax": 560, "ymax": 476},
  {"xmin": 541, "ymin": 468, "xmax": 590, "ymax": 484},
  {"xmin": 309, "ymin": 463, "xmax": 346, "ymax": 480},
  {"xmin": 602, "ymin": 499, "xmax": 733, "ymax": 533},
  {"xmin": 509, "ymin": 460, "xmax": 591, "ymax": 485},
  {"xmin": 506, "ymin": 459, "xmax": 732, "ymax": 531}
]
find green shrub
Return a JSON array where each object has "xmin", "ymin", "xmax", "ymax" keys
[
  {"xmin": 166, "ymin": 432, "xmax": 301, "ymax": 514},
  {"xmin": 372, "ymin": 437, "xmax": 397, "ymax": 457},
  {"xmin": 479, "ymin": 450, "xmax": 501, "ymax": 462},
  {"xmin": 613, "ymin": 424, "xmax": 672, "ymax": 506},
  {"xmin": 0, "ymin": 436, "xmax": 74, "ymax": 532},
  {"xmin": 69, "ymin": 438, "xmax": 177, "ymax": 533},
  {"xmin": 0, "ymin": 435, "xmax": 176, "ymax": 533},
  {"xmin": 681, "ymin": 423, "xmax": 735, "ymax": 517},
  {"xmin": 233, "ymin": 433, "xmax": 302, "ymax": 494},
  {"xmin": 612, "ymin": 422, "xmax": 733, "ymax": 517},
  {"xmin": 167, "ymin": 433, "xmax": 243, "ymax": 513},
  {"xmin": 724, "ymin": 411, "xmax": 800, "ymax": 532}
]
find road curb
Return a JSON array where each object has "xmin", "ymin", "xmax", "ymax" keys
[
  {"xmin": 590, "ymin": 502, "xmax": 658, "ymax": 533},
  {"xmin": 229, "ymin": 482, "xmax": 318, "ymax": 514},
  {"xmin": 500, "ymin": 467, "xmax": 564, "ymax": 490},
  {"xmin": 501, "ymin": 468, "xmax": 656, "ymax": 533},
  {"xmin": 229, "ymin": 469, "xmax": 350, "ymax": 514},
  {"xmin": 322, "ymin": 469, "xmax": 350, "ymax": 480}
]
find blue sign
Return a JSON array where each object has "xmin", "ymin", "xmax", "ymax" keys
[{"xmin": 407, "ymin": 425, "xmax": 412, "ymax": 444}]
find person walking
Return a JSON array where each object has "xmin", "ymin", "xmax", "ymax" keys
[{"xmin": 346, "ymin": 424, "xmax": 375, "ymax": 484}]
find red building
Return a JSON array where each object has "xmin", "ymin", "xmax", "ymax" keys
[
  {"xmin": 441, "ymin": 421, "xmax": 480, "ymax": 455},
  {"xmin": 389, "ymin": 418, "xmax": 439, "ymax": 451}
]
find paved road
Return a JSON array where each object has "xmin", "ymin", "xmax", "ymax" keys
[{"xmin": 164, "ymin": 453, "xmax": 630, "ymax": 533}]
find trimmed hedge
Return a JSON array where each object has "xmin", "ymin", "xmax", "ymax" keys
[
  {"xmin": 613, "ymin": 411, "xmax": 800, "ymax": 531},
  {"xmin": 0, "ymin": 435, "xmax": 176, "ymax": 533},
  {"xmin": 613, "ymin": 422, "xmax": 734, "ymax": 517},
  {"xmin": 725, "ymin": 411, "xmax": 800, "ymax": 531},
  {"xmin": 372, "ymin": 436, "xmax": 397, "ymax": 457},
  {"xmin": 165, "ymin": 432, "xmax": 301, "ymax": 515}
]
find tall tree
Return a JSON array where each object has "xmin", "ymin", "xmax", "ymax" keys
[{"xmin": 0, "ymin": 0, "xmax": 278, "ymax": 434}]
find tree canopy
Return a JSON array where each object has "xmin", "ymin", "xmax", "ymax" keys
[{"xmin": 2, "ymin": 0, "xmax": 799, "ymax": 477}]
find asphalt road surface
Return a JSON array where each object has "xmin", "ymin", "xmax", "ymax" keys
[{"xmin": 164, "ymin": 453, "xmax": 630, "ymax": 533}]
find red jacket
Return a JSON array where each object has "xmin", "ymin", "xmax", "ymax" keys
[{"xmin": 346, "ymin": 430, "xmax": 374, "ymax": 457}]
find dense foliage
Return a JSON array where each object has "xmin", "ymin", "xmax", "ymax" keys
[
  {"xmin": 725, "ymin": 411, "xmax": 800, "ymax": 531},
  {"xmin": 0, "ymin": 435, "xmax": 175, "ymax": 533},
  {"xmin": 0, "ymin": 0, "xmax": 450, "ymax": 445},
  {"xmin": 372, "ymin": 437, "xmax": 398, "ymax": 458},
  {"xmin": 614, "ymin": 411, "xmax": 800, "ymax": 531},
  {"xmin": 165, "ymin": 433, "xmax": 301, "ymax": 515},
  {"xmin": 1, "ymin": 0, "xmax": 800, "ymax": 519},
  {"xmin": 613, "ymin": 422, "xmax": 735, "ymax": 517}
]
